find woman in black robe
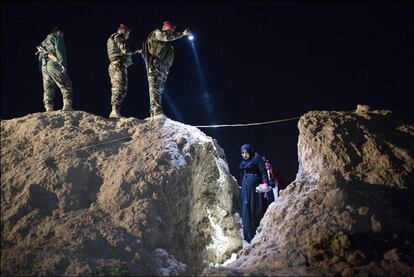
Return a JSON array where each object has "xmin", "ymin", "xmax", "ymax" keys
[{"xmin": 239, "ymin": 144, "xmax": 269, "ymax": 243}]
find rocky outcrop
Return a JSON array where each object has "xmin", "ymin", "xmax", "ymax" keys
[
  {"xmin": 204, "ymin": 108, "xmax": 414, "ymax": 276},
  {"xmin": 1, "ymin": 111, "xmax": 242, "ymax": 275}
]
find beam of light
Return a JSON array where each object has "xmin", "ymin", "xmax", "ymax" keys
[
  {"xmin": 202, "ymin": 90, "xmax": 214, "ymax": 115},
  {"xmin": 188, "ymin": 34, "xmax": 194, "ymax": 41},
  {"xmin": 189, "ymin": 39, "xmax": 205, "ymax": 84},
  {"xmin": 188, "ymin": 37, "xmax": 217, "ymax": 126},
  {"xmin": 163, "ymin": 91, "xmax": 184, "ymax": 122}
]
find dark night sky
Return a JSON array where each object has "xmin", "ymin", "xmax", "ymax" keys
[{"xmin": 1, "ymin": 1, "xmax": 414, "ymax": 183}]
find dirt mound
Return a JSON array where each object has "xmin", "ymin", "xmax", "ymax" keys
[
  {"xmin": 204, "ymin": 108, "xmax": 414, "ymax": 276},
  {"xmin": 1, "ymin": 111, "xmax": 242, "ymax": 275}
]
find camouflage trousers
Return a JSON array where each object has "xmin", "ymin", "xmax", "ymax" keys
[
  {"xmin": 109, "ymin": 60, "xmax": 128, "ymax": 108},
  {"xmin": 42, "ymin": 61, "xmax": 73, "ymax": 107},
  {"xmin": 147, "ymin": 59, "xmax": 170, "ymax": 117}
]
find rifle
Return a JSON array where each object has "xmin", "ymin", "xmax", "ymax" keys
[
  {"xmin": 35, "ymin": 46, "xmax": 58, "ymax": 62},
  {"xmin": 35, "ymin": 46, "xmax": 65, "ymax": 72}
]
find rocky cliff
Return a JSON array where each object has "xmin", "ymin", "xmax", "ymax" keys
[
  {"xmin": 1, "ymin": 111, "xmax": 242, "ymax": 275},
  {"xmin": 204, "ymin": 107, "xmax": 414, "ymax": 276}
]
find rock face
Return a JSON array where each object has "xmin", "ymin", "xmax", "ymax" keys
[
  {"xmin": 204, "ymin": 109, "xmax": 414, "ymax": 276},
  {"xmin": 1, "ymin": 111, "xmax": 242, "ymax": 275}
]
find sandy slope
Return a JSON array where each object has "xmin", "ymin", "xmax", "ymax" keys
[
  {"xmin": 204, "ymin": 108, "xmax": 414, "ymax": 276},
  {"xmin": 1, "ymin": 111, "xmax": 242, "ymax": 275}
]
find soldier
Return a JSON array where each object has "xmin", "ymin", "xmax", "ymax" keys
[
  {"xmin": 37, "ymin": 26, "xmax": 73, "ymax": 112},
  {"xmin": 107, "ymin": 24, "xmax": 141, "ymax": 118},
  {"xmin": 143, "ymin": 21, "xmax": 191, "ymax": 117}
]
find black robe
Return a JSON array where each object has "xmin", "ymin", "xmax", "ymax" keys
[{"xmin": 239, "ymin": 153, "xmax": 268, "ymax": 243}]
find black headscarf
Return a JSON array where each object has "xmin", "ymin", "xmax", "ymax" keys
[
  {"xmin": 241, "ymin": 144, "xmax": 254, "ymax": 156},
  {"xmin": 240, "ymin": 144, "xmax": 255, "ymax": 170}
]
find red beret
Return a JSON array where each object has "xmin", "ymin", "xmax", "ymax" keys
[{"xmin": 163, "ymin": 21, "xmax": 176, "ymax": 29}]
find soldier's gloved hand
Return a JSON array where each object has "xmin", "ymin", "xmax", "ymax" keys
[
  {"xmin": 183, "ymin": 29, "xmax": 192, "ymax": 36},
  {"xmin": 61, "ymin": 66, "xmax": 67, "ymax": 74}
]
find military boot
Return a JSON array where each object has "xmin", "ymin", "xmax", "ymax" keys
[
  {"xmin": 45, "ymin": 104, "xmax": 54, "ymax": 112},
  {"xmin": 109, "ymin": 105, "xmax": 122, "ymax": 118},
  {"xmin": 62, "ymin": 99, "xmax": 73, "ymax": 111}
]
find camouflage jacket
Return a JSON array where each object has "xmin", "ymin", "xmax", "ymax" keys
[
  {"xmin": 107, "ymin": 32, "xmax": 139, "ymax": 67},
  {"xmin": 145, "ymin": 29, "xmax": 186, "ymax": 67},
  {"xmin": 149, "ymin": 29, "xmax": 186, "ymax": 43},
  {"xmin": 40, "ymin": 33, "xmax": 68, "ymax": 67}
]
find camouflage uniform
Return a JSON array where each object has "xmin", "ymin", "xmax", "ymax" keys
[
  {"xmin": 144, "ymin": 29, "xmax": 187, "ymax": 117},
  {"xmin": 39, "ymin": 32, "xmax": 73, "ymax": 111},
  {"xmin": 107, "ymin": 31, "xmax": 139, "ymax": 112}
]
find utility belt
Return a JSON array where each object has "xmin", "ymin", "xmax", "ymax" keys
[
  {"xmin": 41, "ymin": 56, "xmax": 62, "ymax": 68},
  {"xmin": 147, "ymin": 57, "xmax": 171, "ymax": 76},
  {"xmin": 150, "ymin": 56, "xmax": 171, "ymax": 69}
]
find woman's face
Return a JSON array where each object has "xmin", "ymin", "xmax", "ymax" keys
[{"xmin": 241, "ymin": 150, "xmax": 250, "ymax": 160}]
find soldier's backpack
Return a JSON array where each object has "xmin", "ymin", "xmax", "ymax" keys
[{"xmin": 143, "ymin": 30, "xmax": 174, "ymax": 68}]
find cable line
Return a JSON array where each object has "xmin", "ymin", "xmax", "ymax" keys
[
  {"xmin": 194, "ymin": 116, "xmax": 301, "ymax": 128},
  {"xmin": 8, "ymin": 115, "xmax": 302, "ymax": 166}
]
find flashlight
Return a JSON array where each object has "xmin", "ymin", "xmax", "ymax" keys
[{"xmin": 188, "ymin": 34, "xmax": 194, "ymax": 40}]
